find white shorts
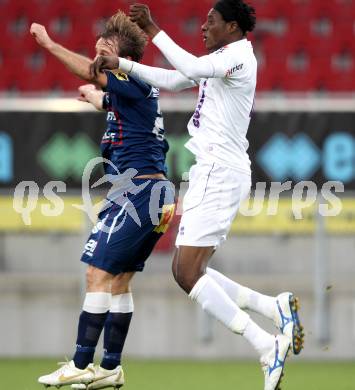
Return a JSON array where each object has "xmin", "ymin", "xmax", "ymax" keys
[{"xmin": 176, "ymin": 159, "xmax": 251, "ymax": 248}]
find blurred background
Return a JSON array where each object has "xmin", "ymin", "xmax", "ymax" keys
[{"xmin": 0, "ymin": 0, "xmax": 354, "ymax": 384}]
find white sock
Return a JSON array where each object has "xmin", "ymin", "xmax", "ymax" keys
[
  {"xmin": 243, "ymin": 319, "xmax": 275, "ymax": 356},
  {"xmin": 207, "ymin": 267, "xmax": 277, "ymax": 320},
  {"xmin": 83, "ymin": 292, "xmax": 111, "ymax": 313},
  {"xmin": 189, "ymin": 274, "xmax": 274, "ymax": 356},
  {"xmin": 110, "ymin": 293, "xmax": 134, "ymax": 313},
  {"xmin": 189, "ymin": 274, "xmax": 251, "ymax": 334}
]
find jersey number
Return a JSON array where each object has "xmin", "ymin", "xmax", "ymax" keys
[{"xmin": 152, "ymin": 103, "xmax": 165, "ymax": 141}]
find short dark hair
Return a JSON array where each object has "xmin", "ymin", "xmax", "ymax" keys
[
  {"xmin": 98, "ymin": 10, "xmax": 148, "ymax": 62},
  {"xmin": 214, "ymin": 0, "xmax": 256, "ymax": 34}
]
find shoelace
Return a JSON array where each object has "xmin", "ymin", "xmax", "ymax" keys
[
  {"xmin": 260, "ymin": 362, "xmax": 268, "ymax": 374},
  {"xmin": 53, "ymin": 359, "xmax": 71, "ymax": 375}
]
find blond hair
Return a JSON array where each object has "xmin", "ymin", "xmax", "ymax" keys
[{"xmin": 99, "ymin": 10, "xmax": 148, "ymax": 62}]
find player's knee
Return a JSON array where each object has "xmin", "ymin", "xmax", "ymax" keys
[
  {"xmin": 86, "ymin": 266, "xmax": 112, "ymax": 291},
  {"xmin": 172, "ymin": 270, "xmax": 189, "ymax": 293},
  {"xmin": 111, "ymin": 272, "xmax": 134, "ymax": 295},
  {"xmin": 172, "ymin": 246, "xmax": 212, "ymax": 293},
  {"xmin": 172, "ymin": 260, "xmax": 200, "ymax": 294},
  {"xmin": 86, "ymin": 267, "xmax": 95, "ymax": 288}
]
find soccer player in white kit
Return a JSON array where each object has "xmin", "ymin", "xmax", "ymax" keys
[{"xmin": 91, "ymin": 1, "xmax": 304, "ymax": 389}]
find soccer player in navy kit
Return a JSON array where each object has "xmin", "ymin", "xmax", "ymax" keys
[{"xmin": 30, "ymin": 11, "xmax": 175, "ymax": 389}]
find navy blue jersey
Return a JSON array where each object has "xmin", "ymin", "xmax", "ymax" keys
[{"xmin": 101, "ymin": 71, "xmax": 169, "ymax": 176}]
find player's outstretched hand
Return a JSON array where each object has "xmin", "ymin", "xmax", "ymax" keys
[
  {"xmin": 129, "ymin": 3, "xmax": 160, "ymax": 37},
  {"xmin": 30, "ymin": 23, "xmax": 53, "ymax": 50},
  {"xmin": 90, "ymin": 56, "xmax": 119, "ymax": 78}
]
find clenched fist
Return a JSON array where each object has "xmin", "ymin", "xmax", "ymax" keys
[
  {"xmin": 129, "ymin": 3, "xmax": 160, "ymax": 37},
  {"xmin": 30, "ymin": 23, "xmax": 53, "ymax": 50},
  {"xmin": 78, "ymin": 84, "xmax": 97, "ymax": 102},
  {"xmin": 78, "ymin": 84, "xmax": 104, "ymax": 111}
]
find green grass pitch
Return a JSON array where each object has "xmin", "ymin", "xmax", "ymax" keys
[{"xmin": 1, "ymin": 359, "xmax": 354, "ymax": 390}]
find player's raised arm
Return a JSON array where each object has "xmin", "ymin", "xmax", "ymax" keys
[
  {"xmin": 129, "ymin": 4, "xmax": 215, "ymax": 79},
  {"xmin": 90, "ymin": 55, "xmax": 197, "ymax": 92},
  {"xmin": 129, "ymin": 3, "xmax": 255, "ymax": 80},
  {"xmin": 30, "ymin": 23, "xmax": 107, "ymax": 87}
]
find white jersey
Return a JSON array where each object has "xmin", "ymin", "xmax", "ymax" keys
[
  {"xmin": 117, "ymin": 33, "xmax": 256, "ymax": 247},
  {"xmin": 185, "ymin": 39, "xmax": 257, "ymax": 174}
]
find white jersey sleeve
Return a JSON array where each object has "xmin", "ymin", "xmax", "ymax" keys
[
  {"xmin": 118, "ymin": 57, "xmax": 197, "ymax": 91},
  {"xmin": 152, "ymin": 31, "xmax": 215, "ymax": 79},
  {"xmin": 152, "ymin": 30, "xmax": 249, "ymax": 81}
]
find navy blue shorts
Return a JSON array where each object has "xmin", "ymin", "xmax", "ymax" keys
[{"xmin": 81, "ymin": 178, "xmax": 175, "ymax": 275}]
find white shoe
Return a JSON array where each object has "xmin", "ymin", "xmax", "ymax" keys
[
  {"xmin": 71, "ymin": 365, "xmax": 124, "ymax": 390},
  {"xmin": 260, "ymin": 335, "xmax": 290, "ymax": 390},
  {"xmin": 38, "ymin": 360, "xmax": 95, "ymax": 388},
  {"xmin": 274, "ymin": 292, "xmax": 304, "ymax": 355}
]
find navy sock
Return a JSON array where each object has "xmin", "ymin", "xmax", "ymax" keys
[
  {"xmin": 101, "ymin": 312, "xmax": 133, "ymax": 370},
  {"xmin": 73, "ymin": 311, "xmax": 108, "ymax": 369}
]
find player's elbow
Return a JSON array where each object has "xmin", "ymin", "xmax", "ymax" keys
[
  {"xmin": 77, "ymin": 71, "xmax": 96, "ymax": 84},
  {"xmin": 180, "ymin": 69, "xmax": 200, "ymax": 80},
  {"xmin": 180, "ymin": 58, "xmax": 213, "ymax": 79},
  {"xmin": 169, "ymin": 84, "xmax": 188, "ymax": 92},
  {"xmin": 165, "ymin": 78, "xmax": 196, "ymax": 92}
]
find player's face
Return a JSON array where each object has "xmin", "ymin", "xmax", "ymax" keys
[
  {"xmin": 95, "ymin": 37, "xmax": 119, "ymax": 59},
  {"xmin": 202, "ymin": 9, "xmax": 230, "ymax": 53}
]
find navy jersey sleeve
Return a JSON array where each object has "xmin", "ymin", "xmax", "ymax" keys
[{"xmin": 105, "ymin": 71, "xmax": 151, "ymax": 99}]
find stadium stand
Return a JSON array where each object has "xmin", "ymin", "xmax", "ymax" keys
[{"xmin": 0, "ymin": 0, "xmax": 354, "ymax": 92}]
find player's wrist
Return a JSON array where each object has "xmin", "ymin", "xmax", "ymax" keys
[
  {"xmin": 46, "ymin": 40, "xmax": 57, "ymax": 52},
  {"xmin": 118, "ymin": 58, "xmax": 133, "ymax": 74},
  {"xmin": 86, "ymin": 89, "xmax": 104, "ymax": 110},
  {"xmin": 144, "ymin": 23, "xmax": 160, "ymax": 38}
]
